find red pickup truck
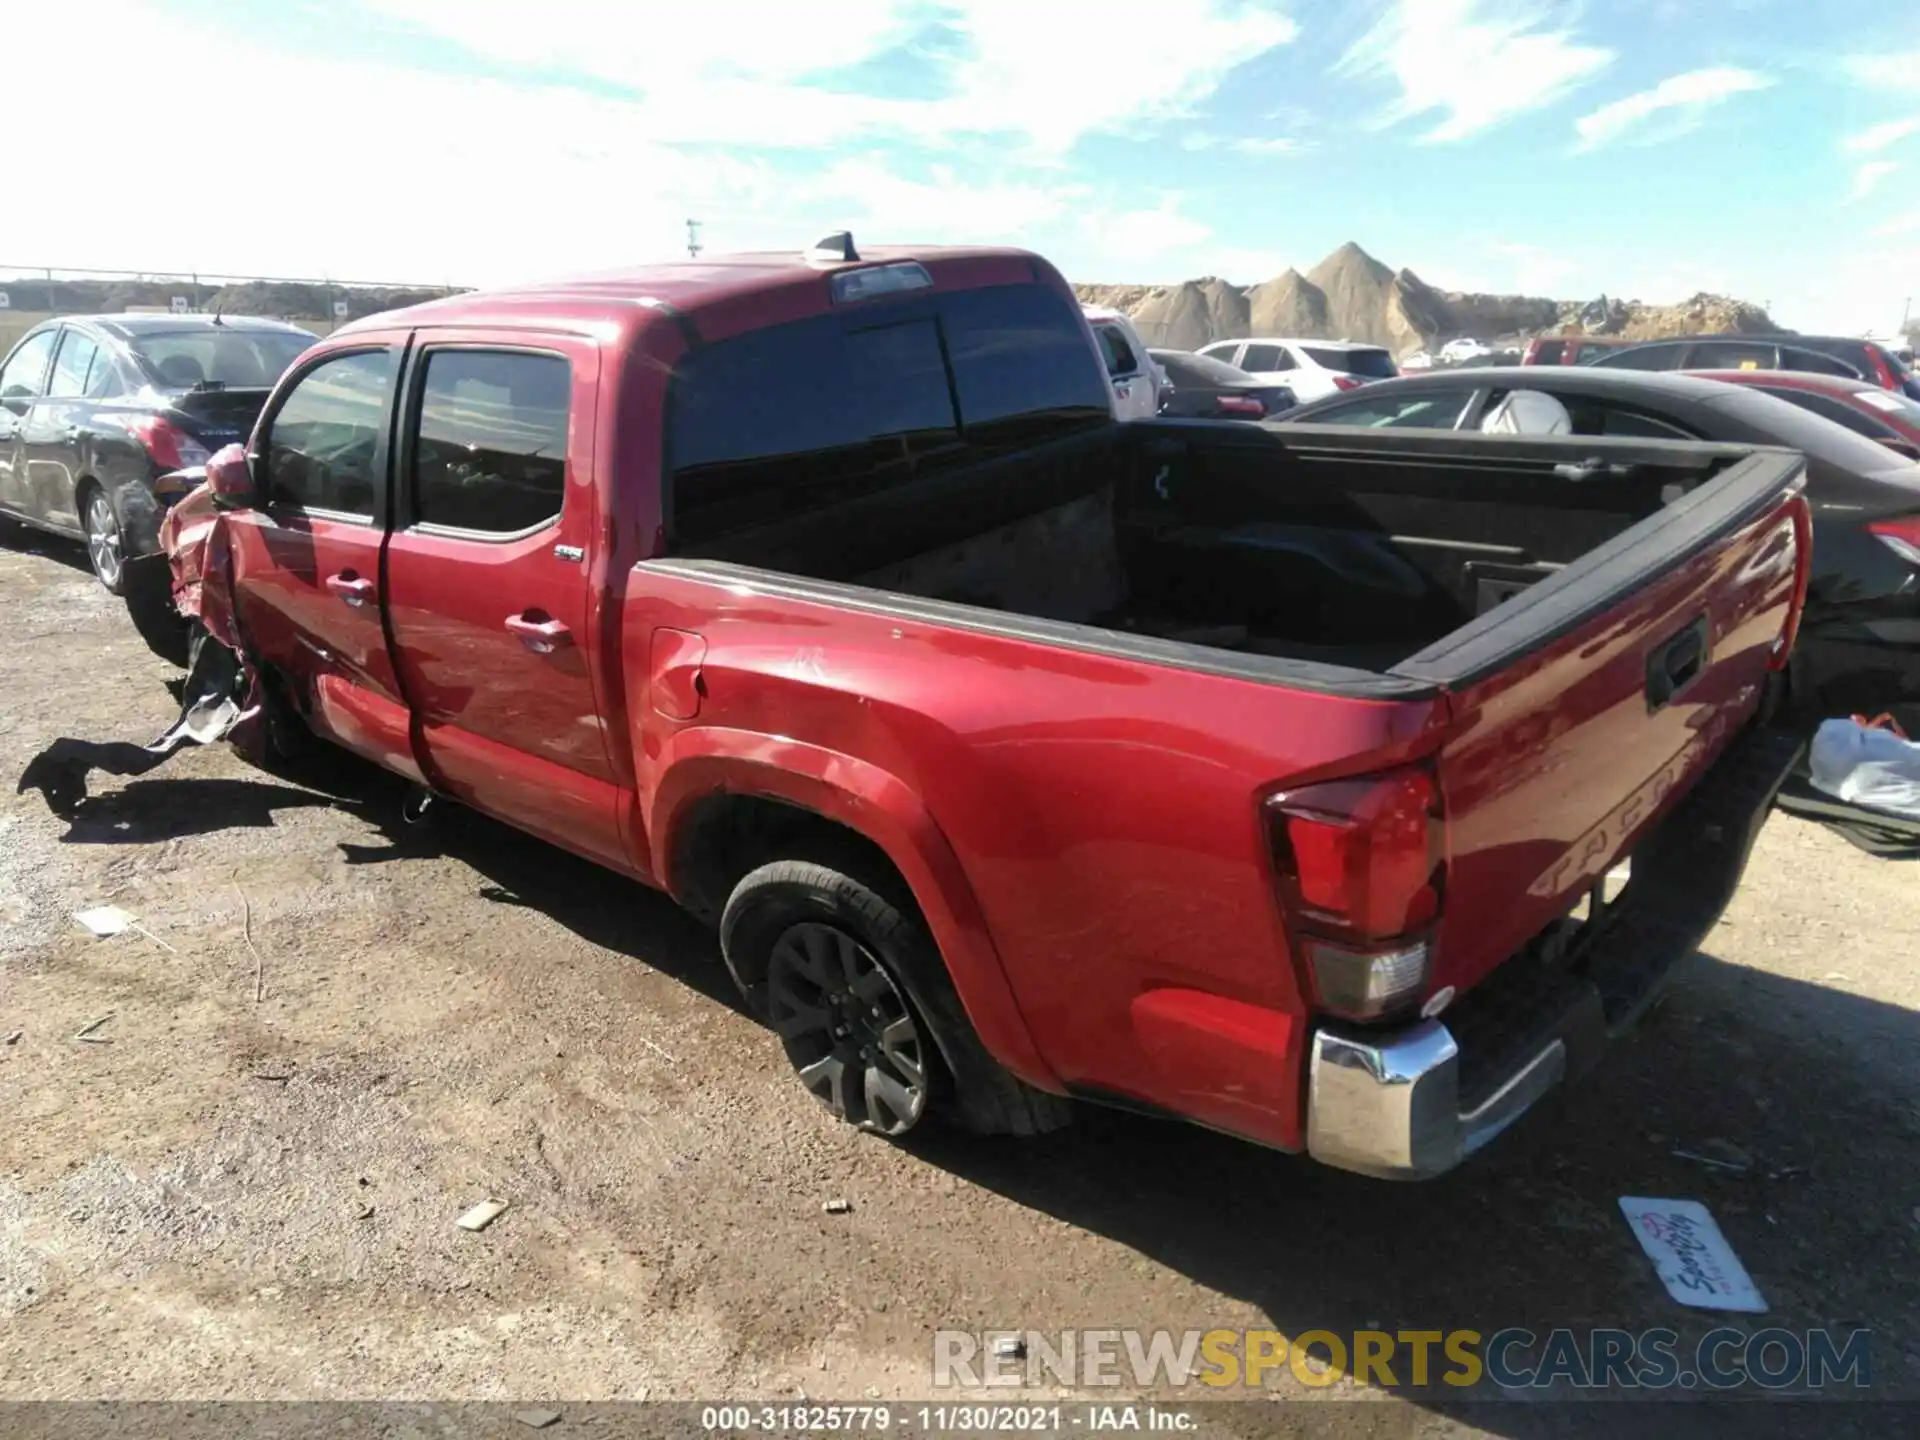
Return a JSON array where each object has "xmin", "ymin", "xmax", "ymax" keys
[{"xmin": 201, "ymin": 235, "xmax": 1812, "ymax": 1178}]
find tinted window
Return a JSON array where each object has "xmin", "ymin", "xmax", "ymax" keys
[
  {"xmin": 1706, "ymin": 387, "xmax": 1920, "ymax": 476},
  {"xmin": 131, "ymin": 328, "xmax": 315, "ymax": 390},
  {"xmin": 1687, "ymin": 340, "xmax": 1778, "ymax": 370},
  {"xmin": 1529, "ymin": 339, "xmax": 1566, "ymax": 364},
  {"xmin": 1304, "ymin": 390, "xmax": 1471, "ymax": 429},
  {"xmin": 943, "ymin": 284, "xmax": 1112, "ymax": 435},
  {"xmin": 669, "ymin": 285, "xmax": 1106, "ymax": 543},
  {"xmin": 1753, "ymin": 386, "xmax": 1898, "ymax": 441},
  {"xmin": 1241, "ymin": 343, "xmax": 1286, "ymax": 371},
  {"xmin": 1093, "ymin": 323, "xmax": 1139, "ymax": 377},
  {"xmin": 1599, "ymin": 408, "xmax": 1695, "ymax": 439},
  {"xmin": 1308, "ymin": 346, "xmax": 1397, "ymax": 379},
  {"xmin": 410, "ymin": 350, "xmax": 570, "ymax": 535},
  {"xmin": 47, "ymin": 331, "xmax": 101, "ymax": 399},
  {"xmin": 1776, "ymin": 346, "xmax": 1861, "ymax": 379},
  {"xmin": 0, "ymin": 329, "xmax": 58, "ymax": 400},
  {"xmin": 1595, "ymin": 342, "xmax": 1686, "ymax": 372},
  {"xmin": 1572, "ymin": 343, "xmax": 1616, "ymax": 364},
  {"xmin": 262, "ymin": 349, "xmax": 395, "ymax": 517},
  {"xmin": 1155, "ymin": 351, "xmax": 1253, "ymax": 387}
]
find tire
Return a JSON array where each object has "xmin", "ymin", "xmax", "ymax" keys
[
  {"xmin": 122, "ymin": 558, "xmax": 190, "ymax": 666},
  {"xmin": 720, "ymin": 858, "xmax": 1072, "ymax": 1139},
  {"xmin": 80, "ymin": 484, "xmax": 128, "ymax": 596}
]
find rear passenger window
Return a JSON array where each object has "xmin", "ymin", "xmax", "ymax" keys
[
  {"xmin": 409, "ymin": 350, "xmax": 570, "ymax": 535},
  {"xmin": 47, "ymin": 331, "xmax": 100, "ymax": 399},
  {"xmin": 1756, "ymin": 387, "xmax": 1890, "ymax": 439},
  {"xmin": 669, "ymin": 284, "xmax": 1108, "ymax": 543},
  {"xmin": 1241, "ymin": 343, "xmax": 1286, "ymax": 371},
  {"xmin": 262, "ymin": 349, "xmax": 395, "ymax": 518}
]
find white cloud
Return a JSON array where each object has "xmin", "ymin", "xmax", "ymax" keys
[
  {"xmin": 1573, "ymin": 67, "xmax": 1773, "ymax": 151},
  {"xmin": 1844, "ymin": 50, "xmax": 1920, "ymax": 90},
  {"xmin": 366, "ymin": 0, "xmax": 1299, "ymax": 154},
  {"xmin": 1849, "ymin": 160, "xmax": 1902, "ymax": 203},
  {"xmin": 1338, "ymin": 0, "xmax": 1613, "ymax": 143},
  {"xmin": 1876, "ymin": 211, "xmax": 1920, "ymax": 238},
  {"xmin": 1843, "ymin": 116, "xmax": 1920, "ymax": 153},
  {"xmin": 1231, "ymin": 137, "xmax": 1312, "ymax": 155},
  {"xmin": 802, "ymin": 160, "xmax": 1080, "ymax": 241}
]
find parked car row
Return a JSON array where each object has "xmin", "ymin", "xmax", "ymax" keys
[{"xmin": 1278, "ymin": 365, "xmax": 1920, "ymax": 717}]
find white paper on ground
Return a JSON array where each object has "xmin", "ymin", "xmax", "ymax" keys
[
  {"xmin": 74, "ymin": 905, "xmax": 137, "ymax": 938},
  {"xmin": 1619, "ymin": 1197, "xmax": 1767, "ymax": 1313}
]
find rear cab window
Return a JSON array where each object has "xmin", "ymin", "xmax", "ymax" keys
[{"xmin": 666, "ymin": 283, "xmax": 1110, "ymax": 544}]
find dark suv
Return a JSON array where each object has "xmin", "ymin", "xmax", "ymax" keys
[
  {"xmin": 1590, "ymin": 333, "xmax": 1920, "ymax": 396},
  {"xmin": 0, "ymin": 313, "xmax": 315, "ymax": 656}
]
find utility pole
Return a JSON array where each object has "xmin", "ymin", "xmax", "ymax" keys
[
  {"xmin": 686, "ymin": 218, "xmax": 703, "ymax": 260},
  {"xmin": 1902, "ymin": 296, "xmax": 1912, "ymax": 335}
]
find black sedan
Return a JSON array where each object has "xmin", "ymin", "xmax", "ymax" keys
[
  {"xmin": 1149, "ymin": 348, "xmax": 1296, "ymax": 420},
  {"xmin": 0, "ymin": 314, "xmax": 315, "ymax": 651},
  {"xmin": 1281, "ymin": 367, "xmax": 1920, "ymax": 717}
]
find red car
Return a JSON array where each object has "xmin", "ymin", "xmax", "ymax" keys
[
  {"xmin": 1690, "ymin": 369, "xmax": 1920, "ymax": 460},
  {"xmin": 193, "ymin": 235, "xmax": 1811, "ymax": 1179},
  {"xmin": 1520, "ymin": 335, "xmax": 1644, "ymax": 366}
]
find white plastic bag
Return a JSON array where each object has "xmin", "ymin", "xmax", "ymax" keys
[{"xmin": 1809, "ymin": 717, "xmax": 1920, "ymax": 820}]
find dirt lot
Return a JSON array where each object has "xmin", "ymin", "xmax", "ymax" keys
[{"xmin": 2, "ymin": 526, "xmax": 1918, "ymax": 1434}]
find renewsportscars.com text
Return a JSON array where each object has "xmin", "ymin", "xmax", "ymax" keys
[{"xmin": 933, "ymin": 1327, "xmax": 1872, "ymax": 1392}]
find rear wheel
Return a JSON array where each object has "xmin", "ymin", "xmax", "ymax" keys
[
  {"xmin": 81, "ymin": 486, "xmax": 126, "ymax": 595},
  {"xmin": 720, "ymin": 858, "xmax": 1072, "ymax": 1139}
]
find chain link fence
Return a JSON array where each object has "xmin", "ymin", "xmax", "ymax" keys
[{"xmin": 0, "ymin": 264, "xmax": 468, "ymax": 352}]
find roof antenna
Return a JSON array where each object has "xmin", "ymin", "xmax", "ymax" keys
[
  {"xmin": 211, "ymin": 307, "xmax": 225, "ymax": 327},
  {"xmin": 805, "ymin": 231, "xmax": 859, "ymax": 264}
]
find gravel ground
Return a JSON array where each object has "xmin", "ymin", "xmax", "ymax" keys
[{"xmin": 2, "ymin": 526, "xmax": 1917, "ymax": 1437}]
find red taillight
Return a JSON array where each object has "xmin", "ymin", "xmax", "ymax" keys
[
  {"xmin": 1869, "ymin": 349, "xmax": 1901, "ymax": 390},
  {"xmin": 1215, "ymin": 394, "xmax": 1265, "ymax": 417},
  {"xmin": 1267, "ymin": 765, "xmax": 1444, "ymax": 1021},
  {"xmin": 116, "ymin": 414, "xmax": 211, "ymax": 471},
  {"xmin": 1868, "ymin": 514, "xmax": 1920, "ymax": 567},
  {"xmin": 1329, "ymin": 375, "xmax": 1365, "ymax": 392}
]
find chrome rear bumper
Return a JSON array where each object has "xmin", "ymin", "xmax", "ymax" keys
[
  {"xmin": 1306, "ymin": 1020, "xmax": 1571, "ymax": 1179},
  {"xmin": 1304, "ymin": 723, "xmax": 1804, "ymax": 1181}
]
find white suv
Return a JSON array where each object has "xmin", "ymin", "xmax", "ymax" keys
[
  {"xmin": 1195, "ymin": 338, "xmax": 1397, "ymax": 403},
  {"xmin": 1082, "ymin": 306, "xmax": 1166, "ymax": 421}
]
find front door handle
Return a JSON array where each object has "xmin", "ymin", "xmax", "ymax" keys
[
  {"xmin": 505, "ymin": 611, "xmax": 572, "ymax": 653},
  {"xmin": 325, "ymin": 572, "xmax": 375, "ymax": 607},
  {"xmin": 63, "ymin": 426, "xmax": 82, "ymax": 444}
]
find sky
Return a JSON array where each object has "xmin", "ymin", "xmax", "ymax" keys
[{"xmin": 8, "ymin": 0, "xmax": 1920, "ymax": 333}]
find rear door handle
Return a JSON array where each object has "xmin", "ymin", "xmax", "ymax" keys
[
  {"xmin": 325, "ymin": 572, "xmax": 375, "ymax": 607},
  {"xmin": 506, "ymin": 611, "xmax": 572, "ymax": 653}
]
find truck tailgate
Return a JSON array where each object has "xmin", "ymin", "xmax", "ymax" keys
[{"xmin": 1395, "ymin": 450, "xmax": 1809, "ymax": 997}]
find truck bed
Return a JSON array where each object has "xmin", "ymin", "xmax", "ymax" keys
[{"xmin": 682, "ymin": 420, "xmax": 1804, "ymax": 691}]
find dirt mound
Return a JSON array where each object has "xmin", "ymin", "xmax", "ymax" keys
[
  {"xmin": 1119, "ymin": 278, "xmax": 1249, "ymax": 350},
  {"xmin": 1073, "ymin": 242, "xmax": 1781, "ymax": 357},
  {"xmin": 1246, "ymin": 269, "xmax": 1327, "ymax": 337}
]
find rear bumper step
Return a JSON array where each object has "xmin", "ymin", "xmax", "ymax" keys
[{"xmin": 1306, "ymin": 724, "xmax": 1804, "ymax": 1180}]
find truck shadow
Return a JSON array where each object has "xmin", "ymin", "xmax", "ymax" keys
[{"xmin": 908, "ymin": 956, "xmax": 1919, "ymax": 1431}]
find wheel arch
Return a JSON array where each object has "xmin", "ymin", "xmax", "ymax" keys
[{"xmin": 648, "ymin": 732, "xmax": 1059, "ymax": 1091}]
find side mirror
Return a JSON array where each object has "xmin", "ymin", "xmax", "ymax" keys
[
  {"xmin": 2, "ymin": 386, "xmax": 30, "ymax": 416},
  {"xmin": 205, "ymin": 442, "xmax": 258, "ymax": 510}
]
